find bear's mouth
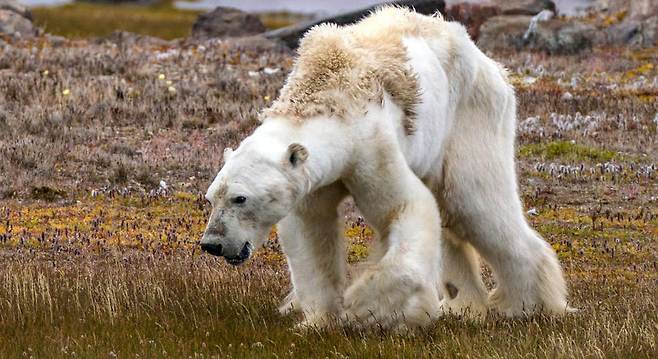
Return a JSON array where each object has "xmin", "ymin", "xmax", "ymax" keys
[{"xmin": 223, "ymin": 242, "xmax": 253, "ymax": 266}]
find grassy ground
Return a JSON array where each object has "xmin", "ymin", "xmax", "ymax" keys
[
  {"xmin": 0, "ymin": 194, "xmax": 656, "ymax": 357},
  {"xmin": 31, "ymin": 3, "xmax": 306, "ymax": 39},
  {"xmin": 0, "ymin": 33, "xmax": 657, "ymax": 357}
]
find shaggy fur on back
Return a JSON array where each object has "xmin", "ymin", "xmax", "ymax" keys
[{"xmin": 264, "ymin": 7, "xmax": 448, "ymax": 134}]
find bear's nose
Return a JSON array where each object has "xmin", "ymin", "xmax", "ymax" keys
[
  {"xmin": 224, "ymin": 242, "xmax": 253, "ymax": 266},
  {"xmin": 201, "ymin": 243, "xmax": 223, "ymax": 257}
]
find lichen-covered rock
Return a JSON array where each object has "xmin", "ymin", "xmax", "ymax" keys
[
  {"xmin": 478, "ymin": 14, "xmax": 599, "ymax": 54},
  {"xmin": 606, "ymin": 0, "xmax": 657, "ymax": 47},
  {"xmin": 0, "ymin": 0, "xmax": 31, "ymax": 20},
  {"xmin": 0, "ymin": 9, "xmax": 34, "ymax": 37},
  {"xmin": 544, "ymin": 19, "xmax": 600, "ymax": 53},
  {"xmin": 629, "ymin": 0, "xmax": 657, "ymax": 18},
  {"xmin": 478, "ymin": 15, "xmax": 533, "ymax": 51},
  {"xmin": 609, "ymin": 17, "xmax": 657, "ymax": 47},
  {"xmin": 192, "ymin": 7, "xmax": 266, "ymax": 39}
]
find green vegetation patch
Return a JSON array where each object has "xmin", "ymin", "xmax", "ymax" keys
[
  {"xmin": 31, "ymin": 4, "xmax": 305, "ymax": 40},
  {"xmin": 32, "ymin": 3, "xmax": 203, "ymax": 39},
  {"xmin": 519, "ymin": 141, "xmax": 620, "ymax": 162}
]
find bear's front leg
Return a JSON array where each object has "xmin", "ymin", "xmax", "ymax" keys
[
  {"xmin": 278, "ymin": 182, "xmax": 348, "ymax": 329},
  {"xmin": 342, "ymin": 258, "xmax": 440, "ymax": 329},
  {"xmin": 342, "ymin": 169, "xmax": 443, "ymax": 329}
]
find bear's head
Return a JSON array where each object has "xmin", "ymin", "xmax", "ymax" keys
[{"xmin": 201, "ymin": 140, "xmax": 309, "ymax": 265}]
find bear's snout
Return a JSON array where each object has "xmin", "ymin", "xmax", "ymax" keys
[
  {"xmin": 201, "ymin": 242, "xmax": 223, "ymax": 256},
  {"xmin": 223, "ymin": 242, "xmax": 253, "ymax": 266}
]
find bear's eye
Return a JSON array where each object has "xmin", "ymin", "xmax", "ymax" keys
[{"xmin": 231, "ymin": 196, "xmax": 247, "ymax": 205}]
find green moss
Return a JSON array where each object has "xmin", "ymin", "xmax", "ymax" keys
[
  {"xmin": 519, "ymin": 141, "xmax": 620, "ymax": 162},
  {"xmin": 32, "ymin": 3, "xmax": 203, "ymax": 40},
  {"xmin": 31, "ymin": 4, "xmax": 305, "ymax": 40},
  {"xmin": 259, "ymin": 11, "xmax": 309, "ymax": 29}
]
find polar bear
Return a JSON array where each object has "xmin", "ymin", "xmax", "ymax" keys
[{"xmin": 200, "ymin": 7, "xmax": 570, "ymax": 328}]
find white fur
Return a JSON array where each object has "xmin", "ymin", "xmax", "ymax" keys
[{"xmin": 203, "ymin": 9, "xmax": 570, "ymax": 329}]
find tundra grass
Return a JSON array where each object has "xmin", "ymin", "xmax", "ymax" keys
[
  {"xmin": 518, "ymin": 141, "xmax": 621, "ymax": 162},
  {"xmin": 0, "ymin": 193, "xmax": 656, "ymax": 358}
]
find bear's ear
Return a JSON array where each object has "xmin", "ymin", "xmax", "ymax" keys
[
  {"xmin": 286, "ymin": 143, "xmax": 308, "ymax": 167},
  {"xmin": 223, "ymin": 147, "xmax": 234, "ymax": 162}
]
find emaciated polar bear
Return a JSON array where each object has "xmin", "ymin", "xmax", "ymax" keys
[{"xmin": 201, "ymin": 6, "xmax": 571, "ymax": 328}]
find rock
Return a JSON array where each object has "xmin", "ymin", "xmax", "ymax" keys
[
  {"xmin": 192, "ymin": 7, "xmax": 266, "ymax": 39},
  {"xmin": 0, "ymin": 9, "xmax": 34, "ymax": 37},
  {"xmin": 606, "ymin": 0, "xmax": 657, "ymax": 47},
  {"xmin": 0, "ymin": 0, "xmax": 30, "ymax": 20},
  {"xmin": 494, "ymin": 0, "xmax": 556, "ymax": 16},
  {"xmin": 478, "ymin": 15, "xmax": 533, "ymax": 51},
  {"xmin": 478, "ymin": 14, "xmax": 599, "ymax": 54},
  {"xmin": 612, "ymin": 16, "xmax": 658, "ymax": 47},
  {"xmin": 0, "ymin": 0, "xmax": 35, "ymax": 38},
  {"xmin": 629, "ymin": 0, "xmax": 657, "ymax": 19},
  {"xmin": 445, "ymin": 0, "xmax": 556, "ymax": 42},
  {"xmin": 445, "ymin": 2, "xmax": 500, "ymax": 40},
  {"xmin": 265, "ymin": 0, "xmax": 446, "ymax": 49},
  {"xmin": 528, "ymin": 17, "xmax": 600, "ymax": 54}
]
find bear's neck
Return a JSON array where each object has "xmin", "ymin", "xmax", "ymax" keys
[{"xmin": 255, "ymin": 117, "xmax": 353, "ymax": 194}]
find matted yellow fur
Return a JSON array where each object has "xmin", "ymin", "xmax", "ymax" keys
[{"xmin": 263, "ymin": 6, "xmax": 448, "ymax": 134}]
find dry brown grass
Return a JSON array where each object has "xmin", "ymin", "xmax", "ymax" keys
[
  {"xmin": 0, "ymin": 34, "xmax": 292, "ymax": 200},
  {"xmin": 0, "ymin": 193, "xmax": 656, "ymax": 358},
  {"xmin": 0, "ymin": 35, "xmax": 657, "ymax": 357}
]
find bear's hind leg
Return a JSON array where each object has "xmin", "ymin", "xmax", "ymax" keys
[
  {"xmin": 439, "ymin": 128, "xmax": 570, "ymax": 316},
  {"xmin": 437, "ymin": 228, "xmax": 488, "ymax": 319}
]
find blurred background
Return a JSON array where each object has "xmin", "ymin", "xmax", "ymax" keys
[
  {"xmin": 1, "ymin": 0, "xmax": 654, "ymax": 201},
  {"xmin": 13, "ymin": 0, "xmax": 626, "ymax": 40}
]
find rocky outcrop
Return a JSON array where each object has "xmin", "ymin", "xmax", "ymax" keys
[
  {"xmin": 192, "ymin": 7, "xmax": 266, "ymax": 39},
  {"xmin": 478, "ymin": 15, "xmax": 533, "ymax": 51},
  {"xmin": 264, "ymin": 0, "xmax": 446, "ymax": 49},
  {"xmin": 478, "ymin": 13, "xmax": 601, "ymax": 54},
  {"xmin": 476, "ymin": 0, "xmax": 658, "ymax": 52},
  {"xmin": 606, "ymin": 0, "xmax": 657, "ymax": 47},
  {"xmin": 0, "ymin": 0, "xmax": 35, "ymax": 37},
  {"xmin": 0, "ymin": 0, "xmax": 30, "ymax": 19}
]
